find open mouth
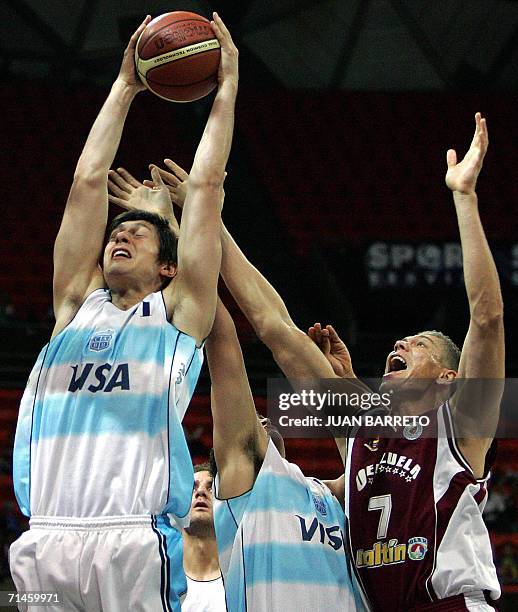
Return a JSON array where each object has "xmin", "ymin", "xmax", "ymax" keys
[
  {"xmin": 193, "ymin": 501, "xmax": 209, "ymax": 510},
  {"xmin": 387, "ymin": 354, "xmax": 408, "ymax": 373},
  {"xmin": 112, "ymin": 248, "xmax": 131, "ymax": 260}
]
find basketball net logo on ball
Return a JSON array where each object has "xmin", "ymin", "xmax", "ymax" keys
[{"xmin": 135, "ymin": 12, "xmax": 221, "ymax": 103}]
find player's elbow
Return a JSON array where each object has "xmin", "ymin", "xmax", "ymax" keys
[
  {"xmin": 471, "ymin": 297, "xmax": 504, "ymax": 330},
  {"xmin": 188, "ymin": 172, "xmax": 225, "ymax": 193},
  {"xmin": 72, "ymin": 165, "xmax": 107, "ymax": 188},
  {"xmin": 255, "ymin": 315, "xmax": 294, "ymax": 347}
]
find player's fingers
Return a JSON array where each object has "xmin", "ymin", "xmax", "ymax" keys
[
  {"xmin": 150, "ymin": 165, "xmax": 165, "ymax": 187},
  {"xmin": 211, "ymin": 13, "xmax": 234, "ymax": 48},
  {"xmin": 446, "ymin": 149, "xmax": 457, "ymax": 168},
  {"xmin": 108, "ymin": 194, "xmax": 127, "ymax": 208},
  {"xmin": 156, "ymin": 166, "xmax": 180, "ymax": 186},
  {"xmin": 117, "ymin": 167, "xmax": 142, "ymax": 188},
  {"xmin": 130, "ymin": 15, "xmax": 151, "ymax": 45},
  {"xmin": 108, "ymin": 170, "xmax": 132, "ymax": 193},
  {"xmin": 326, "ymin": 325, "xmax": 339, "ymax": 339},
  {"xmin": 321, "ymin": 336, "xmax": 331, "ymax": 356},
  {"xmin": 142, "ymin": 179, "xmax": 156, "ymax": 188},
  {"xmin": 479, "ymin": 117, "xmax": 489, "ymax": 149},
  {"xmin": 107, "ymin": 178, "xmax": 128, "ymax": 199},
  {"xmin": 164, "ymin": 159, "xmax": 189, "ymax": 180}
]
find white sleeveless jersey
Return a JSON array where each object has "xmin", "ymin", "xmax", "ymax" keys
[
  {"xmin": 183, "ymin": 575, "xmax": 227, "ymax": 611},
  {"xmin": 214, "ymin": 440, "xmax": 361, "ymax": 611},
  {"xmin": 13, "ymin": 289, "xmax": 203, "ymax": 524}
]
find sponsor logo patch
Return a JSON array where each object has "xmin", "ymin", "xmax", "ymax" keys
[{"xmin": 408, "ymin": 536, "xmax": 428, "ymax": 560}]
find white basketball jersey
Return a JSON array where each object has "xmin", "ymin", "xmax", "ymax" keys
[
  {"xmin": 214, "ymin": 440, "xmax": 361, "ymax": 611},
  {"xmin": 13, "ymin": 289, "xmax": 203, "ymax": 525}
]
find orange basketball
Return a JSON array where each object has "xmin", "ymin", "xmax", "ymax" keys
[{"xmin": 135, "ymin": 12, "xmax": 221, "ymax": 103}]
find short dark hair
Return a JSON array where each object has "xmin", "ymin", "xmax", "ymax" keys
[
  {"xmin": 419, "ymin": 330, "xmax": 461, "ymax": 371},
  {"xmin": 194, "ymin": 462, "xmax": 211, "ymax": 474},
  {"xmin": 106, "ymin": 210, "xmax": 178, "ymax": 287}
]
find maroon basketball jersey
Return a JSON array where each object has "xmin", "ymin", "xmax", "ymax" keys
[{"xmin": 345, "ymin": 403, "xmax": 500, "ymax": 611}]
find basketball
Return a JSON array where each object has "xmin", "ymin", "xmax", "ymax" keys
[{"xmin": 135, "ymin": 12, "xmax": 221, "ymax": 103}]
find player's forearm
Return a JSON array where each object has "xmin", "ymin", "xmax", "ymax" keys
[
  {"xmin": 454, "ymin": 192, "xmax": 503, "ymax": 325},
  {"xmin": 177, "ymin": 86, "xmax": 236, "ymax": 266},
  {"xmin": 220, "ymin": 224, "xmax": 293, "ymax": 340},
  {"xmin": 189, "ymin": 84, "xmax": 237, "ymax": 188},
  {"xmin": 74, "ymin": 80, "xmax": 136, "ymax": 181}
]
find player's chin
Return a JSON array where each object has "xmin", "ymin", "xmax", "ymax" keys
[{"xmin": 379, "ymin": 370, "xmax": 408, "ymax": 391}]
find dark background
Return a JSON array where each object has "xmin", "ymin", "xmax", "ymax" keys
[{"xmin": 0, "ymin": 0, "xmax": 517, "ymax": 607}]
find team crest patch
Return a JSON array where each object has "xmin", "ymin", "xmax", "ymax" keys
[
  {"xmin": 312, "ymin": 494, "xmax": 327, "ymax": 516},
  {"xmin": 89, "ymin": 329, "xmax": 115, "ymax": 352},
  {"xmin": 407, "ymin": 537, "xmax": 428, "ymax": 560},
  {"xmin": 403, "ymin": 424, "xmax": 423, "ymax": 441}
]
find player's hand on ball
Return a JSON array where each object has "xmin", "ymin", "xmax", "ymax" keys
[
  {"xmin": 308, "ymin": 323, "xmax": 355, "ymax": 378},
  {"xmin": 117, "ymin": 15, "xmax": 151, "ymax": 93},
  {"xmin": 211, "ymin": 13, "xmax": 238, "ymax": 88},
  {"xmin": 108, "ymin": 166, "xmax": 180, "ymax": 235},
  {"xmin": 445, "ymin": 112, "xmax": 488, "ymax": 195}
]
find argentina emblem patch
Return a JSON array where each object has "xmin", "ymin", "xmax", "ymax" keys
[
  {"xmin": 89, "ymin": 329, "xmax": 115, "ymax": 352},
  {"xmin": 312, "ymin": 493, "xmax": 328, "ymax": 517}
]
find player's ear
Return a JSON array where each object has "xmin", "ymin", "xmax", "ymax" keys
[
  {"xmin": 160, "ymin": 262, "xmax": 177, "ymax": 279},
  {"xmin": 436, "ymin": 369, "xmax": 457, "ymax": 385}
]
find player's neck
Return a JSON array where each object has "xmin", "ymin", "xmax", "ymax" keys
[
  {"xmin": 108, "ymin": 285, "xmax": 155, "ymax": 310},
  {"xmin": 183, "ymin": 532, "xmax": 220, "ymax": 581},
  {"xmin": 392, "ymin": 391, "xmax": 443, "ymax": 416}
]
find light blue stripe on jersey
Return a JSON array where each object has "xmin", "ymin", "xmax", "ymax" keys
[
  {"xmin": 165, "ymin": 402, "xmax": 194, "ymax": 518},
  {"xmin": 12, "ymin": 345, "xmax": 49, "ymax": 516},
  {"xmin": 41, "ymin": 325, "xmax": 180, "ymax": 367},
  {"xmin": 239, "ymin": 542, "xmax": 346, "ymax": 585},
  {"xmin": 153, "ymin": 514, "xmax": 186, "ymax": 612},
  {"xmin": 30, "ymin": 392, "xmax": 169, "ymax": 439}
]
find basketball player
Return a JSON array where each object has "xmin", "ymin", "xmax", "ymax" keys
[
  {"xmin": 182, "ymin": 464, "xmax": 226, "ymax": 612},
  {"xmin": 10, "ymin": 13, "xmax": 238, "ymax": 612},
  {"xmin": 205, "ymin": 299, "xmax": 359, "ymax": 611},
  {"xmin": 309, "ymin": 114, "xmax": 504, "ymax": 611}
]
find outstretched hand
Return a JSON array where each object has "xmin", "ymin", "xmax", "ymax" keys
[
  {"xmin": 116, "ymin": 15, "xmax": 151, "ymax": 93},
  {"xmin": 308, "ymin": 323, "xmax": 355, "ymax": 378},
  {"xmin": 153, "ymin": 159, "xmax": 190, "ymax": 209},
  {"xmin": 154, "ymin": 159, "xmax": 227, "ymax": 209},
  {"xmin": 211, "ymin": 13, "xmax": 238, "ymax": 89},
  {"xmin": 445, "ymin": 112, "xmax": 488, "ymax": 195},
  {"xmin": 108, "ymin": 166, "xmax": 180, "ymax": 236}
]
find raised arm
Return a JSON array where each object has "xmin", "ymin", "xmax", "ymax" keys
[
  {"xmin": 206, "ymin": 299, "xmax": 268, "ymax": 498},
  {"xmin": 446, "ymin": 113, "xmax": 504, "ymax": 476},
  {"xmin": 155, "ymin": 160, "xmax": 346, "ymax": 379},
  {"xmin": 163, "ymin": 14, "xmax": 238, "ymax": 345},
  {"xmin": 52, "ymin": 16, "xmax": 150, "ymax": 337}
]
